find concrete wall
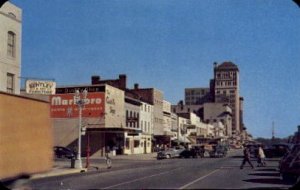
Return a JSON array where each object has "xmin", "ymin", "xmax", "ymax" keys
[
  {"xmin": 0, "ymin": 92, "xmax": 53, "ymax": 180},
  {"xmin": 0, "ymin": 2, "xmax": 22, "ymax": 94}
]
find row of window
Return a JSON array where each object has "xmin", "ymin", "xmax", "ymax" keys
[
  {"xmin": 140, "ymin": 120, "xmax": 151, "ymax": 133},
  {"xmin": 216, "ymin": 72, "xmax": 237, "ymax": 79},
  {"xmin": 216, "ymin": 90, "xmax": 236, "ymax": 95},
  {"xmin": 216, "ymin": 80, "xmax": 237, "ymax": 87},
  {"xmin": 141, "ymin": 104, "xmax": 152, "ymax": 112},
  {"xmin": 126, "ymin": 110, "xmax": 139, "ymax": 119},
  {"xmin": 185, "ymin": 89, "xmax": 207, "ymax": 96}
]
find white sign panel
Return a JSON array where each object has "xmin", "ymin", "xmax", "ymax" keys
[{"xmin": 26, "ymin": 80, "xmax": 56, "ymax": 95}]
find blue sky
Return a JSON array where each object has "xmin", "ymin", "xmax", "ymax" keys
[{"xmin": 10, "ymin": 0, "xmax": 300, "ymax": 138}]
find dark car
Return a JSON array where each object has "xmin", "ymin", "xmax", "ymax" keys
[
  {"xmin": 264, "ymin": 143, "xmax": 292, "ymax": 158},
  {"xmin": 54, "ymin": 146, "xmax": 76, "ymax": 159},
  {"xmin": 179, "ymin": 149, "xmax": 197, "ymax": 158},
  {"xmin": 279, "ymin": 144, "xmax": 300, "ymax": 182}
]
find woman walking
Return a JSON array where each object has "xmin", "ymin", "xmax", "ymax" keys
[{"xmin": 257, "ymin": 145, "xmax": 266, "ymax": 167}]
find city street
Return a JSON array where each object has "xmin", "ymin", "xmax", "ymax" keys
[{"xmin": 29, "ymin": 150, "xmax": 295, "ymax": 189}]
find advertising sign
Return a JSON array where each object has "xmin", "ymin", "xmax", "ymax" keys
[
  {"xmin": 26, "ymin": 80, "xmax": 56, "ymax": 95},
  {"xmin": 50, "ymin": 92, "xmax": 105, "ymax": 118}
]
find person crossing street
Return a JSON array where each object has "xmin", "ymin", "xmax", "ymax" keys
[{"xmin": 240, "ymin": 145, "xmax": 254, "ymax": 169}]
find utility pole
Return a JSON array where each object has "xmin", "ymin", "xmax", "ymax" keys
[{"xmin": 272, "ymin": 121, "xmax": 275, "ymax": 142}]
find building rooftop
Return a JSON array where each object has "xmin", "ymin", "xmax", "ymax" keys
[{"xmin": 215, "ymin": 62, "xmax": 239, "ymax": 71}]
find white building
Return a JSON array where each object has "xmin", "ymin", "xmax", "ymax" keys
[
  {"xmin": 0, "ymin": 2, "xmax": 22, "ymax": 94},
  {"xmin": 140, "ymin": 101, "xmax": 153, "ymax": 153}
]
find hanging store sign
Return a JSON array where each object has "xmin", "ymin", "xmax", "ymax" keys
[
  {"xmin": 50, "ymin": 92, "xmax": 105, "ymax": 118},
  {"xmin": 26, "ymin": 80, "xmax": 56, "ymax": 95}
]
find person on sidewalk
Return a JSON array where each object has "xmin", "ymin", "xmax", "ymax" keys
[
  {"xmin": 240, "ymin": 145, "xmax": 254, "ymax": 169},
  {"xmin": 257, "ymin": 145, "xmax": 266, "ymax": 167}
]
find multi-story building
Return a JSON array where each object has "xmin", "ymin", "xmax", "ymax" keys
[
  {"xmin": 213, "ymin": 62, "xmax": 241, "ymax": 135},
  {"xmin": 185, "ymin": 88, "xmax": 213, "ymax": 105},
  {"xmin": 124, "ymin": 96, "xmax": 142, "ymax": 155},
  {"xmin": 0, "ymin": 2, "xmax": 22, "ymax": 94},
  {"xmin": 162, "ymin": 100, "xmax": 172, "ymax": 135},
  {"xmin": 129, "ymin": 84, "xmax": 167, "ymax": 147},
  {"xmin": 52, "ymin": 84, "xmax": 129, "ymax": 157},
  {"xmin": 139, "ymin": 101, "xmax": 153, "ymax": 153}
]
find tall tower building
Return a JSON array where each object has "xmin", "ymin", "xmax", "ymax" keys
[
  {"xmin": 214, "ymin": 62, "xmax": 240, "ymax": 135},
  {"xmin": 0, "ymin": 2, "xmax": 22, "ymax": 94}
]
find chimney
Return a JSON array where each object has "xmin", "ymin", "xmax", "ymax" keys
[
  {"xmin": 119, "ymin": 74, "xmax": 127, "ymax": 90},
  {"xmin": 91, "ymin": 75, "xmax": 101, "ymax": 84},
  {"xmin": 134, "ymin": 83, "xmax": 139, "ymax": 90}
]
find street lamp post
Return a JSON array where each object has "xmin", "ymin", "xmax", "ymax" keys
[{"xmin": 74, "ymin": 89, "xmax": 88, "ymax": 169}]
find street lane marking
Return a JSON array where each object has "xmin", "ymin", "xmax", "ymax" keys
[
  {"xmin": 102, "ymin": 167, "xmax": 182, "ymax": 189},
  {"xmin": 179, "ymin": 169, "xmax": 220, "ymax": 189}
]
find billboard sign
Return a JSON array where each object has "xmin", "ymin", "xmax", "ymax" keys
[
  {"xmin": 50, "ymin": 92, "xmax": 105, "ymax": 118},
  {"xmin": 26, "ymin": 80, "xmax": 56, "ymax": 95}
]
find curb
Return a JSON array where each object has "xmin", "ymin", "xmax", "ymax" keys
[{"xmin": 30, "ymin": 168, "xmax": 87, "ymax": 180}]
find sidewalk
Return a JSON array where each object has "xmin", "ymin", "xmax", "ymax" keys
[{"xmin": 30, "ymin": 153, "xmax": 157, "ymax": 180}]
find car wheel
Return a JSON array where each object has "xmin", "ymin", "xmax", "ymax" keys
[{"xmin": 166, "ymin": 154, "xmax": 171, "ymax": 159}]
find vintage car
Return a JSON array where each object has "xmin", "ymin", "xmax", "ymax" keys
[
  {"xmin": 157, "ymin": 148, "xmax": 185, "ymax": 159},
  {"xmin": 209, "ymin": 144, "xmax": 228, "ymax": 158},
  {"xmin": 279, "ymin": 144, "xmax": 300, "ymax": 182},
  {"xmin": 264, "ymin": 143, "xmax": 292, "ymax": 158}
]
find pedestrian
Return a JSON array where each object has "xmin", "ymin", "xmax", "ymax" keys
[
  {"xmin": 240, "ymin": 145, "xmax": 254, "ymax": 169},
  {"xmin": 257, "ymin": 145, "xmax": 266, "ymax": 167}
]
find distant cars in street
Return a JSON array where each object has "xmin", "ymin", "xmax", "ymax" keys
[
  {"xmin": 54, "ymin": 146, "xmax": 76, "ymax": 159},
  {"xmin": 209, "ymin": 144, "xmax": 228, "ymax": 158}
]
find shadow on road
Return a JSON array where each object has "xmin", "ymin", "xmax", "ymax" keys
[
  {"xmin": 243, "ymin": 178, "xmax": 294, "ymax": 185},
  {"xmin": 230, "ymin": 155, "xmax": 243, "ymax": 159},
  {"xmin": 249, "ymin": 172, "xmax": 280, "ymax": 177},
  {"xmin": 255, "ymin": 168, "xmax": 277, "ymax": 172}
]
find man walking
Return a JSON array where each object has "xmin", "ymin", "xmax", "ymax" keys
[{"xmin": 240, "ymin": 145, "xmax": 254, "ymax": 169}]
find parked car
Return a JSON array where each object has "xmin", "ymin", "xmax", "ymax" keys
[
  {"xmin": 157, "ymin": 148, "xmax": 184, "ymax": 159},
  {"xmin": 209, "ymin": 144, "xmax": 228, "ymax": 158},
  {"xmin": 54, "ymin": 146, "xmax": 76, "ymax": 159},
  {"xmin": 264, "ymin": 143, "xmax": 292, "ymax": 158},
  {"xmin": 279, "ymin": 144, "xmax": 300, "ymax": 182}
]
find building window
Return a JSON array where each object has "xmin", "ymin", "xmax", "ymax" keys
[
  {"xmin": 7, "ymin": 73, "xmax": 14, "ymax": 93},
  {"xmin": 7, "ymin": 31, "xmax": 16, "ymax": 57}
]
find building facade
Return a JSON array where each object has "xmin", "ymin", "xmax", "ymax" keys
[
  {"xmin": 0, "ymin": 2, "xmax": 22, "ymax": 94},
  {"xmin": 140, "ymin": 101, "xmax": 153, "ymax": 153},
  {"xmin": 185, "ymin": 88, "xmax": 213, "ymax": 105}
]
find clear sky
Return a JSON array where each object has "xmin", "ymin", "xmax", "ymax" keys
[{"xmin": 10, "ymin": 0, "xmax": 300, "ymax": 138}]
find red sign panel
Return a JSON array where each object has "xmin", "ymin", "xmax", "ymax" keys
[{"xmin": 50, "ymin": 92, "xmax": 105, "ymax": 118}]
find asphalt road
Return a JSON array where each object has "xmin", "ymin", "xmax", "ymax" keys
[{"xmin": 29, "ymin": 150, "xmax": 295, "ymax": 189}]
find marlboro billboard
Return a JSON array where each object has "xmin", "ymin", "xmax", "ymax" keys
[{"xmin": 50, "ymin": 92, "xmax": 105, "ymax": 118}]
